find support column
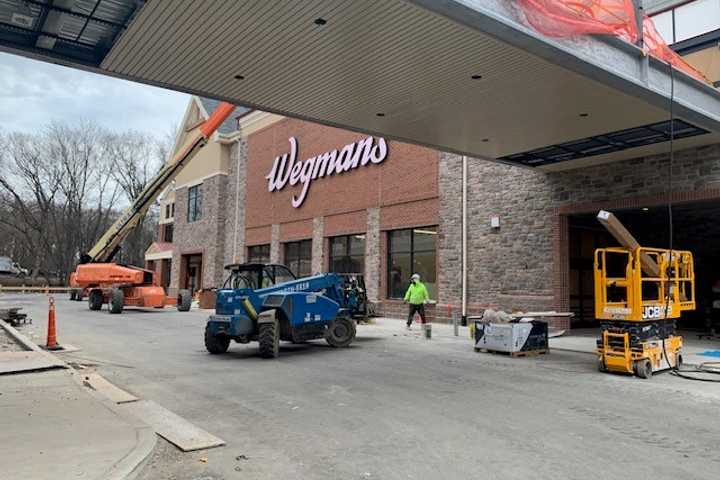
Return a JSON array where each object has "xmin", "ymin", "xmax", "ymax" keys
[
  {"xmin": 270, "ymin": 224, "xmax": 281, "ymax": 263},
  {"xmin": 312, "ymin": 217, "xmax": 324, "ymax": 274},
  {"xmin": 364, "ymin": 208, "xmax": 380, "ymax": 302}
]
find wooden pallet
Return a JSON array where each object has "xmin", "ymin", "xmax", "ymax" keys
[{"xmin": 474, "ymin": 347, "xmax": 549, "ymax": 357}]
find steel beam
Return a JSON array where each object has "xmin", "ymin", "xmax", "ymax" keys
[{"xmin": 407, "ymin": 0, "xmax": 720, "ymax": 133}]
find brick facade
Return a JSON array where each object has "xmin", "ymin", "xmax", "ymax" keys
[{"xmin": 160, "ymin": 103, "xmax": 720, "ymax": 329}]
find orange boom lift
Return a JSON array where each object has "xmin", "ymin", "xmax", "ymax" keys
[{"xmin": 69, "ymin": 102, "xmax": 235, "ymax": 314}]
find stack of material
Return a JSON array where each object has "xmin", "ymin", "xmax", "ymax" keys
[
  {"xmin": 0, "ymin": 308, "xmax": 31, "ymax": 327},
  {"xmin": 472, "ymin": 309, "xmax": 549, "ymax": 355}
]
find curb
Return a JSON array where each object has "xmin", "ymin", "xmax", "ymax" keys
[
  {"xmin": 68, "ymin": 371, "xmax": 157, "ymax": 480},
  {"xmin": 549, "ymin": 346, "xmax": 597, "ymax": 356},
  {"xmin": 1, "ymin": 319, "xmax": 156, "ymax": 480},
  {"xmin": 0, "ymin": 319, "xmax": 67, "ymax": 369}
]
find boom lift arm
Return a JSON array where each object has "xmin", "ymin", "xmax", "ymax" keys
[{"xmin": 81, "ymin": 102, "xmax": 236, "ymax": 264}]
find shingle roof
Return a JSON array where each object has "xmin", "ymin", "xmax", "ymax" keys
[{"xmin": 198, "ymin": 97, "xmax": 250, "ymax": 135}]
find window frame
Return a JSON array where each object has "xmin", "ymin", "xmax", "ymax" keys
[
  {"xmin": 247, "ymin": 244, "xmax": 271, "ymax": 264},
  {"xmin": 187, "ymin": 185, "xmax": 202, "ymax": 223},
  {"xmin": 386, "ymin": 226, "xmax": 437, "ymax": 300},
  {"xmin": 328, "ymin": 234, "xmax": 366, "ymax": 274},
  {"xmin": 283, "ymin": 239, "xmax": 312, "ymax": 277},
  {"xmin": 163, "ymin": 223, "xmax": 174, "ymax": 243}
]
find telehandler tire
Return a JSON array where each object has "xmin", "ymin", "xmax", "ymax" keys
[
  {"xmin": 109, "ymin": 288, "xmax": 124, "ymax": 314},
  {"xmin": 325, "ymin": 316, "xmax": 356, "ymax": 348},
  {"xmin": 88, "ymin": 290, "xmax": 103, "ymax": 311},
  {"xmin": 177, "ymin": 289, "xmax": 192, "ymax": 312},
  {"xmin": 258, "ymin": 319, "xmax": 280, "ymax": 358},
  {"xmin": 205, "ymin": 325, "xmax": 230, "ymax": 354}
]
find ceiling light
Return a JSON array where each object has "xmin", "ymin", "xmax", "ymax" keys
[
  {"xmin": 376, "ymin": 113, "xmax": 385, "ymax": 117},
  {"xmin": 482, "ymin": 138, "xmax": 489, "ymax": 143},
  {"xmin": 233, "ymin": 75, "xmax": 245, "ymax": 80},
  {"xmin": 471, "ymin": 74, "xmax": 483, "ymax": 80},
  {"xmin": 314, "ymin": 18, "xmax": 327, "ymax": 26},
  {"xmin": 642, "ymin": 207, "xmax": 649, "ymax": 211},
  {"xmin": 579, "ymin": 113, "xmax": 589, "ymax": 117}
]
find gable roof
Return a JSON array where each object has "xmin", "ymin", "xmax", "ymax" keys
[{"xmin": 197, "ymin": 97, "xmax": 250, "ymax": 135}]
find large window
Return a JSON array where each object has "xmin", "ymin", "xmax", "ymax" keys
[
  {"xmin": 284, "ymin": 239, "xmax": 312, "ymax": 277},
  {"xmin": 247, "ymin": 244, "xmax": 270, "ymax": 264},
  {"xmin": 163, "ymin": 223, "xmax": 173, "ymax": 243},
  {"xmin": 651, "ymin": 0, "xmax": 720, "ymax": 44},
  {"xmin": 187, "ymin": 184, "xmax": 202, "ymax": 222},
  {"xmin": 329, "ymin": 234, "xmax": 365, "ymax": 274},
  {"xmin": 387, "ymin": 227, "xmax": 437, "ymax": 300}
]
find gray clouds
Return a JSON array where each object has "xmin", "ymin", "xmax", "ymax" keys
[{"xmin": 0, "ymin": 52, "xmax": 189, "ymax": 134}]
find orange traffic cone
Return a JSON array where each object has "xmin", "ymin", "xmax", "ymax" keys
[{"xmin": 46, "ymin": 296, "xmax": 61, "ymax": 351}]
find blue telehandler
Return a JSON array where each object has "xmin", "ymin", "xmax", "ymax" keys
[{"xmin": 204, "ymin": 264, "xmax": 357, "ymax": 358}]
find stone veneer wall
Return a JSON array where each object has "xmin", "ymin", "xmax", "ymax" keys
[
  {"xmin": 311, "ymin": 217, "xmax": 324, "ymax": 274},
  {"xmin": 270, "ymin": 224, "xmax": 281, "ymax": 263},
  {"xmin": 223, "ymin": 139, "xmax": 247, "ymax": 266},
  {"xmin": 364, "ymin": 208, "xmax": 380, "ymax": 302},
  {"xmin": 170, "ymin": 173, "xmax": 228, "ymax": 294},
  {"xmin": 437, "ymin": 143, "xmax": 720, "ymax": 328}
]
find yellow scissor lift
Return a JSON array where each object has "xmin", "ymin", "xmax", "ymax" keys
[{"xmin": 594, "ymin": 211, "xmax": 695, "ymax": 378}]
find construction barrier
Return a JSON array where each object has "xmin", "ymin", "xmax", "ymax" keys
[
  {"xmin": 516, "ymin": 0, "xmax": 709, "ymax": 83},
  {"xmin": 0, "ymin": 285, "xmax": 73, "ymax": 293}
]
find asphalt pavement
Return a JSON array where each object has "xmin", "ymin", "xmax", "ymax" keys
[{"xmin": 5, "ymin": 293, "xmax": 720, "ymax": 480}]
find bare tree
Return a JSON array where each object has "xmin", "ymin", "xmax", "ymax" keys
[
  {"xmin": 0, "ymin": 121, "xmax": 173, "ymax": 278},
  {"xmin": 103, "ymin": 130, "xmax": 167, "ymax": 266},
  {"xmin": 0, "ymin": 122, "xmax": 120, "ymax": 279}
]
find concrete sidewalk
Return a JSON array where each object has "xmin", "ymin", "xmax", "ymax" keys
[
  {"xmin": 0, "ymin": 320, "xmax": 155, "ymax": 480},
  {"xmin": 371, "ymin": 318, "xmax": 720, "ymax": 366}
]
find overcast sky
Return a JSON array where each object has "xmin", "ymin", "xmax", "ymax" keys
[{"xmin": 0, "ymin": 52, "xmax": 190, "ymax": 136}]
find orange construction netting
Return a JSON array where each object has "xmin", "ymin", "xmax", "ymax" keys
[{"xmin": 516, "ymin": 0, "xmax": 709, "ymax": 84}]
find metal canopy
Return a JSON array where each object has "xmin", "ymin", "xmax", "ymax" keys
[{"xmin": 2, "ymin": 0, "xmax": 720, "ymax": 171}]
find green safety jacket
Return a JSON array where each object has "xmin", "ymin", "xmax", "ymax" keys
[{"xmin": 404, "ymin": 281, "xmax": 429, "ymax": 305}]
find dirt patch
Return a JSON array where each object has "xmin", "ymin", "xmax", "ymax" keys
[{"xmin": 0, "ymin": 326, "xmax": 25, "ymax": 352}]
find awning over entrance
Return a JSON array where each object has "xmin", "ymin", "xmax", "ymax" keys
[{"xmin": 2, "ymin": 0, "xmax": 720, "ymax": 170}]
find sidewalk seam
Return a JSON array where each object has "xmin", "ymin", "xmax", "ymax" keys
[
  {"xmin": 68, "ymin": 371, "xmax": 157, "ymax": 480},
  {"xmin": 0, "ymin": 318, "xmax": 67, "ymax": 368}
]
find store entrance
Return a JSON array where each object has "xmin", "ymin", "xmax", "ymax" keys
[
  {"xmin": 182, "ymin": 254, "xmax": 203, "ymax": 295},
  {"xmin": 568, "ymin": 200, "xmax": 720, "ymax": 330}
]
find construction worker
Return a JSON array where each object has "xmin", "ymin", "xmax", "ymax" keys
[{"xmin": 404, "ymin": 273, "xmax": 429, "ymax": 329}]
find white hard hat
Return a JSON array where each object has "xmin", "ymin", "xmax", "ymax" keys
[{"xmin": 411, "ymin": 273, "xmax": 420, "ymax": 281}]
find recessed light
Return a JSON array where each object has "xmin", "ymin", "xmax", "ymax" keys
[
  {"xmin": 233, "ymin": 75, "xmax": 245, "ymax": 80},
  {"xmin": 642, "ymin": 207, "xmax": 649, "ymax": 211},
  {"xmin": 579, "ymin": 113, "xmax": 589, "ymax": 117},
  {"xmin": 471, "ymin": 74, "xmax": 483, "ymax": 80},
  {"xmin": 376, "ymin": 113, "xmax": 385, "ymax": 117},
  {"xmin": 314, "ymin": 17, "xmax": 327, "ymax": 26}
]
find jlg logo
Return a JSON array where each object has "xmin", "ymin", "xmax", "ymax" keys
[{"xmin": 642, "ymin": 305, "xmax": 666, "ymax": 319}]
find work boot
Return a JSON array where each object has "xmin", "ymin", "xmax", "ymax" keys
[{"xmin": 406, "ymin": 324, "xmax": 411, "ymax": 331}]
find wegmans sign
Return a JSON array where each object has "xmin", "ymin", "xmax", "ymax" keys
[{"xmin": 265, "ymin": 136, "xmax": 388, "ymax": 208}]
